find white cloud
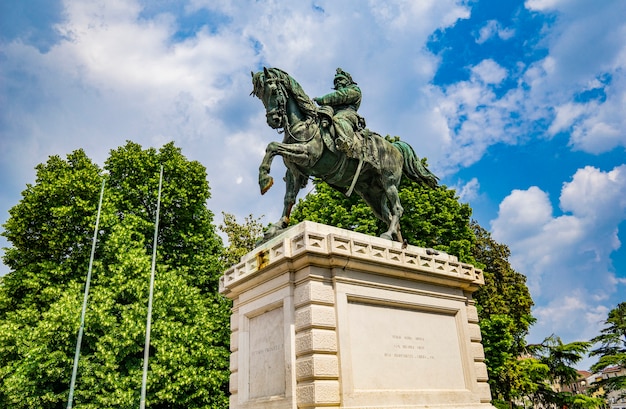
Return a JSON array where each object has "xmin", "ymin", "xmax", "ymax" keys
[
  {"xmin": 524, "ymin": 0, "xmax": 564, "ymax": 11},
  {"xmin": 560, "ymin": 165, "xmax": 626, "ymax": 222},
  {"xmin": 531, "ymin": 292, "xmax": 608, "ymax": 344},
  {"xmin": 434, "ymin": 59, "xmax": 525, "ymax": 173},
  {"xmin": 569, "ymin": 99, "xmax": 626, "ymax": 154},
  {"xmin": 492, "ymin": 187, "xmax": 554, "ymax": 244},
  {"xmin": 523, "ymin": 0, "xmax": 626, "ymax": 153},
  {"xmin": 547, "ymin": 102, "xmax": 586, "ymax": 135},
  {"xmin": 492, "ymin": 165, "xmax": 626, "ymax": 295},
  {"xmin": 471, "ymin": 59, "xmax": 508, "ymax": 85},
  {"xmin": 547, "ymin": 74, "xmax": 626, "ymax": 153},
  {"xmin": 476, "ymin": 20, "xmax": 515, "ymax": 44},
  {"xmin": 0, "ymin": 0, "xmax": 473, "ymax": 240},
  {"xmin": 491, "ymin": 165, "xmax": 626, "ymax": 349},
  {"xmin": 56, "ymin": 0, "xmax": 254, "ymax": 100},
  {"xmin": 455, "ymin": 177, "xmax": 480, "ymax": 203}
]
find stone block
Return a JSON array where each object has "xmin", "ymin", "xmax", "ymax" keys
[
  {"xmin": 229, "ymin": 372, "xmax": 238, "ymax": 394},
  {"xmin": 230, "ymin": 330, "xmax": 238, "ymax": 352},
  {"xmin": 229, "ymin": 351, "xmax": 238, "ymax": 372},
  {"xmin": 296, "ymin": 380, "xmax": 340, "ymax": 407},
  {"xmin": 295, "ymin": 304, "xmax": 336, "ymax": 331},
  {"xmin": 294, "ymin": 279, "xmax": 335, "ymax": 307},
  {"xmin": 475, "ymin": 361, "xmax": 489, "ymax": 382},
  {"xmin": 478, "ymin": 382, "xmax": 493, "ymax": 403},
  {"xmin": 296, "ymin": 354, "xmax": 339, "ymax": 381},
  {"xmin": 295, "ymin": 328, "xmax": 337, "ymax": 356},
  {"xmin": 468, "ymin": 322, "xmax": 482, "ymax": 342},
  {"xmin": 466, "ymin": 304, "xmax": 479, "ymax": 323},
  {"xmin": 472, "ymin": 342, "xmax": 486, "ymax": 361}
]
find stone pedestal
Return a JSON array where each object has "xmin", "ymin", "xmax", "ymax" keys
[{"xmin": 219, "ymin": 221, "xmax": 494, "ymax": 409}]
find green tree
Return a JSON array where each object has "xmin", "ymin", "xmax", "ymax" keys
[
  {"xmin": 471, "ymin": 223, "xmax": 535, "ymax": 407},
  {"xmin": 471, "ymin": 222, "xmax": 534, "ymax": 340},
  {"xmin": 479, "ymin": 314, "xmax": 520, "ymax": 409},
  {"xmin": 289, "ymin": 178, "xmax": 379, "ymax": 235},
  {"xmin": 105, "ymin": 142, "xmax": 224, "ymax": 292},
  {"xmin": 290, "ymin": 177, "xmax": 476, "ymax": 263},
  {"xmin": 524, "ymin": 335, "xmax": 593, "ymax": 409},
  {"xmin": 590, "ymin": 302, "xmax": 626, "ymax": 396},
  {"xmin": 1, "ymin": 150, "xmax": 105, "ymax": 313},
  {"xmin": 0, "ymin": 142, "xmax": 230, "ymax": 408},
  {"xmin": 219, "ymin": 212, "xmax": 264, "ymax": 266}
]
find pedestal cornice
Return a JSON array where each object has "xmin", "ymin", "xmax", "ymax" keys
[{"xmin": 220, "ymin": 221, "xmax": 484, "ymax": 298}]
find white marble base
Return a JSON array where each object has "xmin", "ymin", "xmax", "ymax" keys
[{"xmin": 220, "ymin": 221, "xmax": 495, "ymax": 409}]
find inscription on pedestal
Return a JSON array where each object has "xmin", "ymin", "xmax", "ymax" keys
[
  {"xmin": 347, "ymin": 301, "xmax": 465, "ymax": 390},
  {"xmin": 248, "ymin": 307, "xmax": 285, "ymax": 399}
]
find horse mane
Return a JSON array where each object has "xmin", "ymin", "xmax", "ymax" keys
[{"xmin": 266, "ymin": 68, "xmax": 318, "ymax": 119}]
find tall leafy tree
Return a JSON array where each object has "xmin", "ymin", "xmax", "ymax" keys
[
  {"xmin": 105, "ymin": 142, "xmax": 224, "ymax": 291},
  {"xmin": 290, "ymin": 177, "xmax": 476, "ymax": 263},
  {"xmin": 590, "ymin": 302, "xmax": 626, "ymax": 396},
  {"xmin": 471, "ymin": 222, "xmax": 535, "ymax": 408},
  {"xmin": 523, "ymin": 335, "xmax": 595, "ymax": 409},
  {"xmin": 471, "ymin": 222, "xmax": 534, "ymax": 338},
  {"xmin": 2, "ymin": 150, "xmax": 105, "ymax": 313},
  {"xmin": 0, "ymin": 142, "xmax": 230, "ymax": 408}
]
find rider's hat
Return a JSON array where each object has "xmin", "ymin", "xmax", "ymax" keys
[{"xmin": 334, "ymin": 68, "xmax": 356, "ymax": 88}]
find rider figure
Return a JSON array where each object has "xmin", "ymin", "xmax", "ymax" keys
[{"xmin": 314, "ymin": 68, "xmax": 362, "ymax": 155}]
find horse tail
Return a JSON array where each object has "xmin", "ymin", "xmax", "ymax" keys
[{"xmin": 392, "ymin": 140, "xmax": 439, "ymax": 188}]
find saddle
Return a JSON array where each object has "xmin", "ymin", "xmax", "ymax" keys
[
  {"xmin": 350, "ymin": 128, "xmax": 381, "ymax": 170},
  {"xmin": 319, "ymin": 124, "xmax": 381, "ymax": 170}
]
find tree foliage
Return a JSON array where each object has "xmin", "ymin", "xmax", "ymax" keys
[
  {"xmin": 470, "ymin": 222, "xmax": 536, "ymax": 405},
  {"xmin": 532, "ymin": 335, "xmax": 591, "ymax": 385},
  {"xmin": 521, "ymin": 335, "xmax": 593, "ymax": 409},
  {"xmin": 590, "ymin": 302, "xmax": 626, "ymax": 395},
  {"xmin": 290, "ymin": 177, "xmax": 476, "ymax": 263},
  {"xmin": 2, "ymin": 151, "xmax": 105, "ymax": 313},
  {"xmin": 483, "ymin": 334, "xmax": 598, "ymax": 409},
  {"xmin": 105, "ymin": 142, "xmax": 224, "ymax": 291},
  {"xmin": 0, "ymin": 142, "xmax": 230, "ymax": 408},
  {"xmin": 219, "ymin": 212, "xmax": 264, "ymax": 266},
  {"xmin": 471, "ymin": 222, "xmax": 534, "ymax": 337}
]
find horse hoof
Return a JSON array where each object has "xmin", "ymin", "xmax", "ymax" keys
[
  {"xmin": 380, "ymin": 232, "xmax": 393, "ymax": 241},
  {"xmin": 260, "ymin": 176, "xmax": 274, "ymax": 195}
]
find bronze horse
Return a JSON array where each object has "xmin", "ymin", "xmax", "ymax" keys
[{"xmin": 251, "ymin": 67, "xmax": 438, "ymax": 243}]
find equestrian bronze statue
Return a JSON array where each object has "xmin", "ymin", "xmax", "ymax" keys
[{"xmin": 251, "ymin": 67, "xmax": 438, "ymax": 243}]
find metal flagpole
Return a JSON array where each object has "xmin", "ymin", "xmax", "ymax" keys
[
  {"xmin": 67, "ymin": 173, "xmax": 107, "ymax": 409},
  {"xmin": 140, "ymin": 165, "xmax": 163, "ymax": 409}
]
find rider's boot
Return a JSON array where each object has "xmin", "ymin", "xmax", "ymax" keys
[{"xmin": 333, "ymin": 120, "xmax": 355, "ymax": 155}]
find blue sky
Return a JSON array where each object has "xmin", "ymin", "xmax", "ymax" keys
[{"xmin": 1, "ymin": 0, "xmax": 625, "ymax": 370}]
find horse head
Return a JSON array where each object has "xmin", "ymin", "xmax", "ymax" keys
[{"xmin": 251, "ymin": 67, "xmax": 288, "ymax": 129}]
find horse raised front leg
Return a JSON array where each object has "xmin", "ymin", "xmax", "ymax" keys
[
  {"xmin": 259, "ymin": 141, "xmax": 315, "ymax": 195},
  {"xmin": 259, "ymin": 142, "xmax": 278, "ymax": 195}
]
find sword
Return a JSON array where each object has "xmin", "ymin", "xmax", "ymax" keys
[{"xmin": 346, "ymin": 158, "xmax": 363, "ymax": 197}]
